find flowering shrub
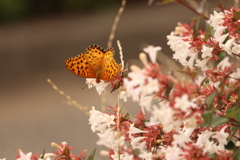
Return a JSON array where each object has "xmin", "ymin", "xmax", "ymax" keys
[
  {"xmin": 87, "ymin": 5, "xmax": 240, "ymax": 160},
  {"xmin": 4, "ymin": 1, "xmax": 240, "ymax": 160}
]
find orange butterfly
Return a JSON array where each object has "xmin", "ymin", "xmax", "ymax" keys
[{"xmin": 65, "ymin": 44, "xmax": 120, "ymax": 83}]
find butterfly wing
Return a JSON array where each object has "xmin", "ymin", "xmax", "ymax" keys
[
  {"xmin": 65, "ymin": 53, "xmax": 96, "ymax": 78},
  {"xmin": 85, "ymin": 44, "xmax": 104, "ymax": 71},
  {"xmin": 100, "ymin": 48, "xmax": 120, "ymax": 81}
]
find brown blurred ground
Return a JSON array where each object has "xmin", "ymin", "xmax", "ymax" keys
[{"xmin": 0, "ymin": 1, "xmax": 230, "ymax": 159}]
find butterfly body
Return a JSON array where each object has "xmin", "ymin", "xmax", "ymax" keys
[{"xmin": 65, "ymin": 44, "xmax": 120, "ymax": 83}]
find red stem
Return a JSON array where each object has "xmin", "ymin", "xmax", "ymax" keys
[{"xmin": 175, "ymin": 0, "xmax": 209, "ymax": 20}]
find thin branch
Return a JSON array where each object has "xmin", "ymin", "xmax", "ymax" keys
[
  {"xmin": 107, "ymin": 0, "xmax": 126, "ymax": 48},
  {"xmin": 175, "ymin": 0, "xmax": 209, "ymax": 20},
  {"xmin": 47, "ymin": 79, "xmax": 89, "ymax": 115}
]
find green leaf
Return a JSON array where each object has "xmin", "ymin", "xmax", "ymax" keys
[
  {"xmin": 238, "ymin": 89, "xmax": 240, "ymax": 103},
  {"xmin": 226, "ymin": 105, "xmax": 240, "ymax": 119},
  {"xmin": 205, "ymin": 91, "xmax": 217, "ymax": 109},
  {"xmin": 200, "ymin": 110, "xmax": 213, "ymax": 127},
  {"xmin": 201, "ymin": 111, "xmax": 229, "ymax": 127},
  {"xmin": 225, "ymin": 141, "xmax": 236, "ymax": 150},
  {"xmin": 211, "ymin": 116, "xmax": 229, "ymax": 127},
  {"xmin": 110, "ymin": 82, "xmax": 121, "ymax": 93},
  {"xmin": 204, "ymin": 26, "xmax": 212, "ymax": 41},
  {"xmin": 234, "ymin": 148, "xmax": 240, "ymax": 160},
  {"xmin": 123, "ymin": 62, "xmax": 129, "ymax": 78},
  {"xmin": 193, "ymin": 17, "xmax": 200, "ymax": 37},
  {"xmin": 209, "ymin": 26, "xmax": 215, "ymax": 36},
  {"xmin": 152, "ymin": 99, "xmax": 163, "ymax": 105},
  {"xmin": 214, "ymin": 51, "xmax": 227, "ymax": 66},
  {"xmin": 165, "ymin": 82, "xmax": 173, "ymax": 97},
  {"xmin": 223, "ymin": 36, "xmax": 229, "ymax": 44},
  {"xmin": 123, "ymin": 112, "xmax": 130, "ymax": 120},
  {"xmin": 233, "ymin": 9, "xmax": 240, "ymax": 21},
  {"xmin": 87, "ymin": 148, "xmax": 96, "ymax": 160}
]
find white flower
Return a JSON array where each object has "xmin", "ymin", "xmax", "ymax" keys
[
  {"xmin": 89, "ymin": 106, "xmax": 115, "ymax": 133},
  {"xmin": 230, "ymin": 68, "xmax": 240, "ymax": 83},
  {"xmin": 126, "ymin": 70, "xmax": 146, "ymax": 87},
  {"xmin": 17, "ymin": 152, "xmax": 32, "ymax": 160},
  {"xmin": 186, "ymin": 51, "xmax": 198, "ymax": 69},
  {"xmin": 195, "ymin": 58, "xmax": 211, "ymax": 71},
  {"xmin": 152, "ymin": 103, "xmax": 182, "ymax": 132},
  {"xmin": 145, "ymin": 116, "xmax": 160, "ymax": 127},
  {"xmin": 220, "ymin": 38, "xmax": 234, "ymax": 56},
  {"xmin": 217, "ymin": 56, "xmax": 231, "ymax": 69},
  {"xmin": 0, "ymin": 158, "xmax": 6, "ymax": 160},
  {"xmin": 212, "ymin": 126, "xmax": 229, "ymax": 152},
  {"xmin": 119, "ymin": 90, "xmax": 130, "ymax": 102},
  {"xmin": 167, "ymin": 33, "xmax": 191, "ymax": 66},
  {"xmin": 143, "ymin": 45, "xmax": 162, "ymax": 63},
  {"xmin": 86, "ymin": 78, "xmax": 109, "ymax": 95},
  {"xmin": 232, "ymin": 42, "xmax": 240, "ymax": 54},
  {"xmin": 172, "ymin": 127, "xmax": 194, "ymax": 147},
  {"xmin": 201, "ymin": 45, "xmax": 213, "ymax": 58},
  {"xmin": 111, "ymin": 152, "xmax": 134, "ymax": 160},
  {"xmin": 213, "ymin": 26, "xmax": 227, "ymax": 40},
  {"xmin": 209, "ymin": 11, "xmax": 225, "ymax": 28},
  {"xmin": 139, "ymin": 151, "xmax": 153, "ymax": 160},
  {"xmin": 97, "ymin": 135, "xmax": 126, "ymax": 151},
  {"xmin": 167, "ymin": 32, "xmax": 198, "ymax": 69},
  {"xmin": 195, "ymin": 130, "xmax": 214, "ymax": 153},
  {"xmin": 163, "ymin": 145, "xmax": 182, "ymax": 160},
  {"xmin": 39, "ymin": 154, "xmax": 53, "ymax": 160},
  {"xmin": 131, "ymin": 137, "xmax": 147, "ymax": 152},
  {"xmin": 236, "ymin": 141, "xmax": 240, "ymax": 147},
  {"xmin": 142, "ymin": 77, "xmax": 160, "ymax": 97},
  {"xmin": 216, "ymin": 34, "xmax": 228, "ymax": 47},
  {"xmin": 99, "ymin": 128, "xmax": 116, "ymax": 146},
  {"xmin": 195, "ymin": 128, "xmax": 229, "ymax": 154},
  {"xmin": 123, "ymin": 66, "xmax": 159, "ymax": 104},
  {"xmin": 39, "ymin": 157, "xmax": 51, "ymax": 160},
  {"xmin": 174, "ymin": 94, "xmax": 195, "ymax": 112},
  {"xmin": 123, "ymin": 70, "xmax": 147, "ymax": 101},
  {"xmin": 195, "ymin": 75, "xmax": 205, "ymax": 86},
  {"xmin": 184, "ymin": 112, "xmax": 200, "ymax": 129},
  {"xmin": 129, "ymin": 124, "xmax": 147, "ymax": 152},
  {"xmin": 139, "ymin": 95, "xmax": 153, "ymax": 112},
  {"xmin": 129, "ymin": 123, "xmax": 146, "ymax": 135}
]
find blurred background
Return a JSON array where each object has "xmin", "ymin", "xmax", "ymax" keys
[{"xmin": 0, "ymin": 0, "xmax": 235, "ymax": 159}]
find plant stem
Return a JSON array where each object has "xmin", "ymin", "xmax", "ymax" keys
[{"xmin": 175, "ymin": 0, "xmax": 209, "ymax": 20}]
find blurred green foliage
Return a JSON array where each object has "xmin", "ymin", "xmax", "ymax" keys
[{"xmin": 0, "ymin": 0, "xmax": 118, "ymax": 23}]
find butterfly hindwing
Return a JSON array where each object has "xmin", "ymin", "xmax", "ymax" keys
[{"xmin": 100, "ymin": 48, "xmax": 120, "ymax": 80}]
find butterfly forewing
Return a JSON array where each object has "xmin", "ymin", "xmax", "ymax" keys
[
  {"xmin": 85, "ymin": 45, "xmax": 104, "ymax": 71},
  {"xmin": 65, "ymin": 54, "xmax": 95, "ymax": 78}
]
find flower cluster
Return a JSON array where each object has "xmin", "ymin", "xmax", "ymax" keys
[
  {"xmin": 9, "ymin": 142, "xmax": 89, "ymax": 160},
  {"xmin": 88, "ymin": 7, "xmax": 240, "ymax": 160},
  {"xmin": 167, "ymin": 7, "xmax": 240, "ymax": 72}
]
